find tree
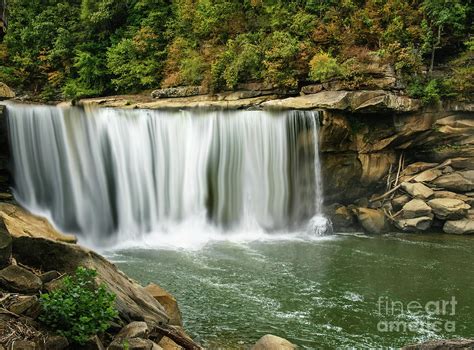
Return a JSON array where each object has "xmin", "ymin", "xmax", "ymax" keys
[{"xmin": 421, "ymin": 0, "xmax": 468, "ymax": 74}]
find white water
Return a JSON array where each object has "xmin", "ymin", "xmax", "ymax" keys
[{"xmin": 5, "ymin": 104, "xmax": 329, "ymax": 248}]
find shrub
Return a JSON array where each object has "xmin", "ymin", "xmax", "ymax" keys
[
  {"xmin": 39, "ymin": 267, "xmax": 118, "ymax": 345},
  {"xmin": 308, "ymin": 52, "xmax": 344, "ymax": 82}
]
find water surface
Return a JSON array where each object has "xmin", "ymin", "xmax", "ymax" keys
[{"xmin": 110, "ymin": 233, "xmax": 474, "ymax": 349}]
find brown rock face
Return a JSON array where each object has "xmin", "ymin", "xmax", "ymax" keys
[
  {"xmin": 145, "ymin": 283, "xmax": 183, "ymax": 327},
  {"xmin": 251, "ymin": 334, "xmax": 297, "ymax": 350},
  {"xmin": 402, "ymin": 199, "xmax": 432, "ymax": 219},
  {"xmin": 355, "ymin": 207, "xmax": 388, "ymax": 234},
  {"xmin": 432, "ymin": 171, "xmax": 474, "ymax": 192},
  {"xmin": 0, "ymin": 82, "xmax": 15, "ymax": 99},
  {"xmin": 443, "ymin": 219, "xmax": 474, "ymax": 234},
  {"xmin": 427, "ymin": 198, "xmax": 470, "ymax": 220}
]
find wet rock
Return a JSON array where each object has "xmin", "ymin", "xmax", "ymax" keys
[
  {"xmin": 355, "ymin": 207, "xmax": 388, "ymax": 234},
  {"xmin": 0, "ymin": 218, "xmax": 12, "ymax": 269},
  {"xmin": 116, "ymin": 321, "xmax": 149, "ymax": 339},
  {"xmin": 395, "ymin": 216, "xmax": 433, "ymax": 232},
  {"xmin": 432, "ymin": 171, "xmax": 474, "ymax": 192},
  {"xmin": 251, "ymin": 334, "xmax": 297, "ymax": 350},
  {"xmin": 326, "ymin": 204, "xmax": 356, "ymax": 230},
  {"xmin": 392, "ymin": 194, "xmax": 411, "ymax": 211},
  {"xmin": 402, "ymin": 338, "xmax": 474, "ymax": 349},
  {"xmin": 151, "ymin": 86, "xmax": 204, "ymax": 99},
  {"xmin": 401, "ymin": 182, "xmax": 434, "ymax": 200},
  {"xmin": 145, "ymin": 284, "xmax": 182, "ymax": 327},
  {"xmin": 0, "ymin": 265, "xmax": 42, "ymax": 293},
  {"xmin": 443, "ymin": 219, "xmax": 474, "ymax": 234},
  {"xmin": 402, "ymin": 199, "xmax": 432, "ymax": 219},
  {"xmin": 427, "ymin": 198, "xmax": 470, "ymax": 220}
]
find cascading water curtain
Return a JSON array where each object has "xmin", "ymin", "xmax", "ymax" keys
[{"xmin": 6, "ymin": 104, "xmax": 329, "ymax": 245}]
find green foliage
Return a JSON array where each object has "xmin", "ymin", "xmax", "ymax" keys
[
  {"xmin": 407, "ymin": 78, "xmax": 455, "ymax": 105},
  {"xmin": 0, "ymin": 0, "xmax": 471, "ymax": 99},
  {"xmin": 308, "ymin": 52, "xmax": 344, "ymax": 82},
  {"xmin": 39, "ymin": 267, "xmax": 118, "ymax": 345}
]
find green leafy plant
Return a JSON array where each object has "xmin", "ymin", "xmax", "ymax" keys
[
  {"xmin": 308, "ymin": 51, "xmax": 344, "ymax": 82},
  {"xmin": 39, "ymin": 267, "xmax": 118, "ymax": 345}
]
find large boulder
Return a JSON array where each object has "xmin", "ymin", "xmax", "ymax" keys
[
  {"xmin": 392, "ymin": 194, "xmax": 411, "ymax": 211},
  {"xmin": 108, "ymin": 337, "xmax": 157, "ymax": 350},
  {"xmin": 11, "ymin": 236, "xmax": 169, "ymax": 326},
  {"xmin": 116, "ymin": 321, "xmax": 150, "ymax": 340},
  {"xmin": 432, "ymin": 171, "xmax": 474, "ymax": 192},
  {"xmin": 402, "ymin": 199, "xmax": 432, "ymax": 219},
  {"xmin": 355, "ymin": 207, "xmax": 389, "ymax": 234},
  {"xmin": 394, "ymin": 216, "xmax": 433, "ymax": 232},
  {"xmin": 0, "ymin": 265, "xmax": 42, "ymax": 293},
  {"xmin": 251, "ymin": 335, "xmax": 296, "ymax": 350},
  {"xmin": 0, "ymin": 218, "xmax": 12, "ymax": 268},
  {"xmin": 400, "ymin": 182, "xmax": 434, "ymax": 200},
  {"xmin": 427, "ymin": 198, "xmax": 470, "ymax": 220},
  {"xmin": 0, "ymin": 82, "xmax": 15, "ymax": 100},
  {"xmin": 145, "ymin": 284, "xmax": 183, "ymax": 327},
  {"xmin": 443, "ymin": 219, "xmax": 474, "ymax": 234},
  {"xmin": 0, "ymin": 203, "xmax": 76, "ymax": 243}
]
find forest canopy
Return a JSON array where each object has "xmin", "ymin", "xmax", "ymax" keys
[{"xmin": 0, "ymin": 0, "xmax": 472, "ymax": 101}]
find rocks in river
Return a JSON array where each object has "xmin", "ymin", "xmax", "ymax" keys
[
  {"xmin": 443, "ymin": 219, "xmax": 474, "ymax": 235},
  {"xmin": 394, "ymin": 216, "xmax": 433, "ymax": 232},
  {"xmin": 145, "ymin": 283, "xmax": 183, "ymax": 327},
  {"xmin": 251, "ymin": 334, "xmax": 297, "ymax": 350},
  {"xmin": 432, "ymin": 171, "xmax": 474, "ymax": 192},
  {"xmin": 355, "ymin": 207, "xmax": 389, "ymax": 234},
  {"xmin": 400, "ymin": 182, "xmax": 434, "ymax": 200},
  {"xmin": 402, "ymin": 199, "xmax": 432, "ymax": 219},
  {"xmin": 0, "ymin": 265, "xmax": 42, "ymax": 293},
  {"xmin": 427, "ymin": 198, "xmax": 470, "ymax": 220}
]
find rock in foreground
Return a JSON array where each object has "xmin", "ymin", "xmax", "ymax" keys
[
  {"xmin": 251, "ymin": 334, "xmax": 297, "ymax": 350},
  {"xmin": 403, "ymin": 338, "xmax": 474, "ymax": 349}
]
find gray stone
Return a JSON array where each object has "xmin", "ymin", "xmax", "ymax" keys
[
  {"xmin": 427, "ymin": 198, "xmax": 470, "ymax": 220},
  {"xmin": 0, "ymin": 265, "xmax": 42, "ymax": 293},
  {"xmin": 395, "ymin": 216, "xmax": 433, "ymax": 232},
  {"xmin": 251, "ymin": 334, "xmax": 297, "ymax": 350},
  {"xmin": 432, "ymin": 171, "xmax": 474, "ymax": 192},
  {"xmin": 443, "ymin": 219, "xmax": 474, "ymax": 234},
  {"xmin": 401, "ymin": 182, "xmax": 434, "ymax": 200},
  {"xmin": 39, "ymin": 270, "xmax": 61, "ymax": 283},
  {"xmin": 402, "ymin": 199, "xmax": 432, "ymax": 219},
  {"xmin": 355, "ymin": 207, "xmax": 388, "ymax": 234}
]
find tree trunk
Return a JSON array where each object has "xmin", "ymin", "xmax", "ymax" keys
[{"xmin": 429, "ymin": 25, "xmax": 442, "ymax": 75}]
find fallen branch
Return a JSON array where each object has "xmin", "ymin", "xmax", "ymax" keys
[
  {"xmin": 370, "ymin": 159, "xmax": 451, "ymax": 203},
  {"xmin": 151, "ymin": 324, "xmax": 202, "ymax": 350}
]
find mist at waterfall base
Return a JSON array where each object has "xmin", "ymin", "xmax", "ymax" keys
[
  {"xmin": 7, "ymin": 104, "xmax": 330, "ymax": 249},
  {"xmin": 7, "ymin": 104, "xmax": 474, "ymax": 348}
]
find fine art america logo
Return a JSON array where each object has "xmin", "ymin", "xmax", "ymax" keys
[{"xmin": 377, "ymin": 296, "xmax": 457, "ymax": 333}]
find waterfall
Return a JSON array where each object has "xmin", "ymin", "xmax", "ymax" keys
[{"xmin": 5, "ymin": 104, "xmax": 329, "ymax": 246}]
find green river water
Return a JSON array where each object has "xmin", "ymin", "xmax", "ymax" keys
[{"xmin": 108, "ymin": 233, "xmax": 474, "ymax": 349}]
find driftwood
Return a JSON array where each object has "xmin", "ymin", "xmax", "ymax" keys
[
  {"xmin": 370, "ymin": 159, "xmax": 451, "ymax": 203},
  {"xmin": 151, "ymin": 324, "xmax": 202, "ymax": 350}
]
